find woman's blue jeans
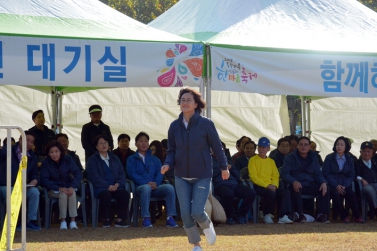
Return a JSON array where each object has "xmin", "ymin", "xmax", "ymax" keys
[{"xmin": 175, "ymin": 176, "xmax": 211, "ymax": 244}]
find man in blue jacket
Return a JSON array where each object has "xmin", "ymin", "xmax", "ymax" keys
[
  {"xmin": 281, "ymin": 136, "xmax": 330, "ymax": 223},
  {"xmin": 127, "ymin": 131, "xmax": 178, "ymax": 228},
  {"xmin": 0, "ymin": 131, "xmax": 41, "ymax": 230}
]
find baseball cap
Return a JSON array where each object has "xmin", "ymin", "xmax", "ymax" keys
[
  {"xmin": 360, "ymin": 141, "xmax": 373, "ymax": 150},
  {"xmin": 89, "ymin": 105, "xmax": 102, "ymax": 114},
  {"xmin": 258, "ymin": 137, "xmax": 270, "ymax": 147}
]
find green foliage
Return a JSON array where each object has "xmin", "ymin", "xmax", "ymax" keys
[
  {"xmin": 101, "ymin": 0, "xmax": 179, "ymax": 24},
  {"xmin": 358, "ymin": 0, "xmax": 377, "ymax": 12}
]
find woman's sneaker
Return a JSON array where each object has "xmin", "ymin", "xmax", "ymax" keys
[
  {"xmin": 278, "ymin": 215, "xmax": 293, "ymax": 224},
  {"xmin": 60, "ymin": 221, "xmax": 67, "ymax": 230},
  {"xmin": 263, "ymin": 214, "xmax": 274, "ymax": 224},
  {"xmin": 203, "ymin": 221, "xmax": 216, "ymax": 245},
  {"xmin": 166, "ymin": 216, "xmax": 179, "ymax": 228},
  {"xmin": 70, "ymin": 221, "xmax": 78, "ymax": 229}
]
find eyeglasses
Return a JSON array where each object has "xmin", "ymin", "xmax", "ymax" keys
[
  {"xmin": 180, "ymin": 99, "xmax": 193, "ymax": 104},
  {"xmin": 298, "ymin": 143, "xmax": 310, "ymax": 147},
  {"xmin": 98, "ymin": 141, "xmax": 108, "ymax": 146}
]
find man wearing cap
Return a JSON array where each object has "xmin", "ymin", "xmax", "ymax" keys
[
  {"xmin": 281, "ymin": 136, "xmax": 330, "ymax": 223},
  {"xmin": 248, "ymin": 137, "xmax": 293, "ymax": 224},
  {"xmin": 81, "ymin": 105, "xmax": 114, "ymax": 162},
  {"xmin": 355, "ymin": 141, "xmax": 377, "ymax": 213}
]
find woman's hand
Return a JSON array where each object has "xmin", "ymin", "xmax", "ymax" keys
[
  {"xmin": 221, "ymin": 169, "xmax": 230, "ymax": 180},
  {"xmin": 67, "ymin": 187, "xmax": 74, "ymax": 196},
  {"xmin": 161, "ymin": 165, "xmax": 169, "ymax": 174},
  {"xmin": 59, "ymin": 187, "xmax": 68, "ymax": 195}
]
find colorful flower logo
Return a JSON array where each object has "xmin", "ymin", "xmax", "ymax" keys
[{"xmin": 157, "ymin": 44, "xmax": 203, "ymax": 87}]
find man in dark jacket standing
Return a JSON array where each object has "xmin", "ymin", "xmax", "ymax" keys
[
  {"xmin": 81, "ymin": 105, "xmax": 113, "ymax": 162},
  {"xmin": 281, "ymin": 136, "xmax": 330, "ymax": 223},
  {"xmin": 28, "ymin": 109, "xmax": 55, "ymax": 160}
]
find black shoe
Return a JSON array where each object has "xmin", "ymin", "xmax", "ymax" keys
[
  {"xmin": 297, "ymin": 214, "xmax": 306, "ymax": 223},
  {"xmin": 316, "ymin": 214, "xmax": 330, "ymax": 223},
  {"xmin": 115, "ymin": 220, "xmax": 130, "ymax": 228},
  {"xmin": 102, "ymin": 219, "xmax": 111, "ymax": 228}
]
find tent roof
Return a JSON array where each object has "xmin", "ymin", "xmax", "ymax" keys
[
  {"xmin": 0, "ymin": 0, "xmax": 194, "ymax": 43},
  {"xmin": 149, "ymin": 0, "xmax": 377, "ymax": 53}
]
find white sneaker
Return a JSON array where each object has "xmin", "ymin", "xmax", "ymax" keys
[
  {"xmin": 192, "ymin": 246, "xmax": 203, "ymax": 251},
  {"xmin": 60, "ymin": 221, "xmax": 67, "ymax": 230},
  {"xmin": 278, "ymin": 215, "xmax": 293, "ymax": 224},
  {"xmin": 203, "ymin": 221, "xmax": 216, "ymax": 245},
  {"xmin": 70, "ymin": 221, "xmax": 78, "ymax": 229},
  {"xmin": 263, "ymin": 214, "xmax": 274, "ymax": 224}
]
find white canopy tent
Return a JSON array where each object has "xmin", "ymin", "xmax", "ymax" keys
[
  {"xmin": 0, "ymin": 0, "xmax": 288, "ymax": 162},
  {"xmin": 150, "ymin": 0, "xmax": 377, "ymax": 156}
]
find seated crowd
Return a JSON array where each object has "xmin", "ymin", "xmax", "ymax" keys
[{"xmin": 1, "ymin": 105, "xmax": 377, "ymax": 231}]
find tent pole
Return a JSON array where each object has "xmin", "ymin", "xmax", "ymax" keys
[
  {"xmin": 305, "ymin": 98, "xmax": 311, "ymax": 138},
  {"xmin": 300, "ymin": 96, "xmax": 305, "ymax": 137},
  {"xmin": 51, "ymin": 87, "xmax": 57, "ymax": 133},
  {"xmin": 57, "ymin": 90, "xmax": 63, "ymax": 133},
  {"xmin": 200, "ymin": 78, "xmax": 206, "ymax": 117},
  {"xmin": 206, "ymin": 44, "xmax": 211, "ymax": 119}
]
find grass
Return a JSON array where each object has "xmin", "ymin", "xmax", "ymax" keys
[{"xmin": 5, "ymin": 217, "xmax": 377, "ymax": 251}]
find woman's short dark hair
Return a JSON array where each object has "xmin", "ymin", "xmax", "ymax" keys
[
  {"xmin": 93, "ymin": 134, "xmax": 110, "ymax": 147},
  {"xmin": 244, "ymin": 141, "xmax": 256, "ymax": 150},
  {"xmin": 118, "ymin": 134, "xmax": 131, "ymax": 143},
  {"xmin": 44, "ymin": 140, "xmax": 65, "ymax": 161},
  {"xmin": 149, "ymin": 140, "xmax": 164, "ymax": 163},
  {"xmin": 24, "ymin": 130, "xmax": 36, "ymax": 139},
  {"xmin": 177, "ymin": 87, "xmax": 206, "ymax": 114},
  {"xmin": 332, "ymin": 136, "xmax": 351, "ymax": 153},
  {"xmin": 277, "ymin": 137, "xmax": 291, "ymax": 147}
]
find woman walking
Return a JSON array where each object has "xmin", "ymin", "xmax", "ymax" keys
[{"xmin": 161, "ymin": 87, "xmax": 229, "ymax": 251}]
